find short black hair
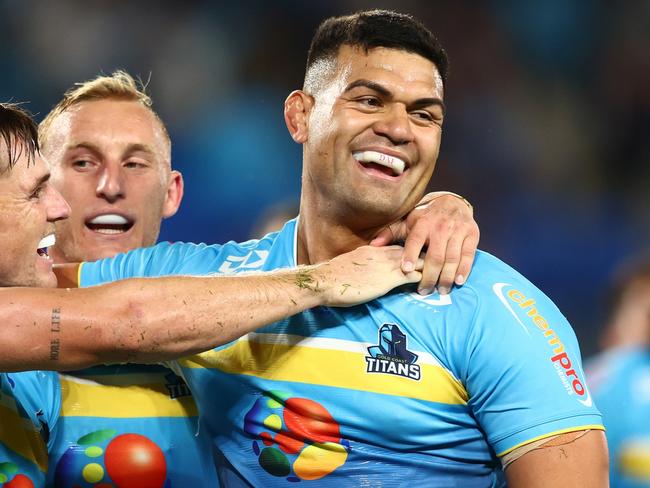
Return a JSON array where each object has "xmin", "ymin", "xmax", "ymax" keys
[
  {"xmin": 306, "ymin": 10, "xmax": 449, "ymax": 87},
  {"xmin": 0, "ymin": 103, "xmax": 39, "ymax": 174}
]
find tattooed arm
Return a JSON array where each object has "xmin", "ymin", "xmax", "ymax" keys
[{"xmin": 0, "ymin": 246, "xmax": 420, "ymax": 372}]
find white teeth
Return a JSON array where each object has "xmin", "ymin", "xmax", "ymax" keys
[
  {"xmin": 37, "ymin": 234, "xmax": 55, "ymax": 249},
  {"xmin": 94, "ymin": 228, "xmax": 126, "ymax": 235},
  {"xmin": 88, "ymin": 214, "xmax": 129, "ymax": 225},
  {"xmin": 353, "ymin": 150, "xmax": 406, "ymax": 176}
]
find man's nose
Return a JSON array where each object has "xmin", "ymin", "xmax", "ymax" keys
[
  {"xmin": 45, "ymin": 184, "xmax": 71, "ymax": 222},
  {"xmin": 96, "ymin": 163, "xmax": 125, "ymax": 201},
  {"xmin": 372, "ymin": 104, "xmax": 415, "ymax": 145}
]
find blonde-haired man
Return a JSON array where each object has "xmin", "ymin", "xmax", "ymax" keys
[{"xmin": 40, "ymin": 70, "xmax": 182, "ymax": 263}]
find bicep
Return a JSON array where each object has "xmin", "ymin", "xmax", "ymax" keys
[{"xmin": 505, "ymin": 430, "xmax": 609, "ymax": 488}]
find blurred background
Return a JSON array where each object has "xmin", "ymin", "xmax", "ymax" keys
[{"xmin": 0, "ymin": 0, "xmax": 648, "ymax": 356}]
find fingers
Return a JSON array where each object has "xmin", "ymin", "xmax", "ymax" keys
[
  {"xmin": 400, "ymin": 221, "xmax": 429, "ymax": 273},
  {"xmin": 436, "ymin": 236, "xmax": 462, "ymax": 294},
  {"xmin": 455, "ymin": 228, "xmax": 479, "ymax": 285},
  {"xmin": 369, "ymin": 227, "xmax": 393, "ymax": 247},
  {"xmin": 418, "ymin": 245, "xmax": 445, "ymax": 295}
]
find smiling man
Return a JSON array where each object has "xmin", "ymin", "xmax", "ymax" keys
[
  {"xmin": 0, "ymin": 102, "xmax": 429, "ymax": 486},
  {"xmin": 27, "ymin": 71, "xmax": 481, "ymax": 486},
  {"xmin": 74, "ymin": 10, "xmax": 608, "ymax": 487}
]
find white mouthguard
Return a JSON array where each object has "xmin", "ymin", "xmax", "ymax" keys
[{"xmin": 353, "ymin": 150, "xmax": 406, "ymax": 175}]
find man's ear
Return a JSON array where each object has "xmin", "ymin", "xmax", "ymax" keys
[
  {"xmin": 284, "ymin": 90, "xmax": 313, "ymax": 144},
  {"xmin": 162, "ymin": 170, "xmax": 184, "ymax": 219}
]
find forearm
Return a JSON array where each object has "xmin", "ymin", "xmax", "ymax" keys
[{"xmin": 0, "ymin": 268, "xmax": 326, "ymax": 371}]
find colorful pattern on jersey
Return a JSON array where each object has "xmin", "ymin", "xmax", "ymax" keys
[
  {"xmin": 47, "ymin": 364, "xmax": 218, "ymax": 487},
  {"xmin": 81, "ymin": 218, "xmax": 604, "ymax": 487},
  {"xmin": 0, "ymin": 371, "xmax": 59, "ymax": 488},
  {"xmin": 588, "ymin": 348, "xmax": 650, "ymax": 488}
]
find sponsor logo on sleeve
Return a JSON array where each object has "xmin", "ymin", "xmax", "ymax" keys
[
  {"xmin": 493, "ymin": 283, "xmax": 592, "ymax": 407},
  {"xmin": 218, "ymin": 250, "xmax": 269, "ymax": 273},
  {"xmin": 365, "ymin": 324, "xmax": 421, "ymax": 380}
]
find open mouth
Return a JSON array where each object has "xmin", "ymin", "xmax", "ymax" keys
[
  {"xmin": 85, "ymin": 214, "xmax": 135, "ymax": 235},
  {"xmin": 37, "ymin": 234, "xmax": 55, "ymax": 259},
  {"xmin": 353, "ymin": 150, "xmax": 407, "ymax": 177}
]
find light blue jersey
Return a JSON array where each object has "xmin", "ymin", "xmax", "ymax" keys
[
  {"xmin": 47, "ymin": 364, "xmax": 218, "ymax": 487},
  {"xmin": 0, "ymin": 371, "xmax": 59, "ymax": 487},
  {"xmin": 588, "ymin": 348, "xmax": 650, "ymax": 488},
  {"xmin": 2, "ymin": 367, "xmax": 217, "ymax": 487},
  {"xmin": 81, "ymin": 218, "xmax": 603, "ymax": 487}
]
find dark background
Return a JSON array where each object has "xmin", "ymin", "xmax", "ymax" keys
[{"xmin": 1, "ymin": 0, "xmax": 648, "ymax": 356}]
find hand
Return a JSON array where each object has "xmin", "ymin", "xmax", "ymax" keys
[
  {"xmin": 370, "ymin": 192, "xmax": 479, "ymax": 295},
  {"xmin": 315, "ymin": 245, "xmax": 422, "ymax": 307}
]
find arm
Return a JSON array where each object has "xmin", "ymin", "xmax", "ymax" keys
[
  {"xmin": 506, "ymin": 430, "xmax": 609, "ymax": 487},
  {"xmin": 370, "ymin": 191, "xmax": 479, "ymax": 295},
  {"xmin": 1, "ymin": 245, "xmax": 421, "ymax": 372}
]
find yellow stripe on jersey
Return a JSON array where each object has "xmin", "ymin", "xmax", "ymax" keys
[
  {"xmin": 59, "ymin": 377, "xmax": 199, "ymax": 418},
  {"xmin": 178, "ymin": 340, "xmax": 468, "ymax": 405},
  {"xmin": 0, "ymin": 404, "xmax": 48, "ymax": 472}
]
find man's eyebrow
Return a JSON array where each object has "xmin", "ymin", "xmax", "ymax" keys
[
  {"xmin": 66, "ymin": 142, "xmax": 156, "ymax": 156},
  {"xmin": 31, "ymin": 173, "xmax": 50, "ymax": 191},
  {"xmin": 344, "ymin": 79, "xmax": 392, "ymax": 97},
  {"xmin": 343, "ymin": 78, "xmax": 445, "ymax": 115},
  {"xmin": 124, "ymin": 143, "xmax": 156, "ymax": 155}
]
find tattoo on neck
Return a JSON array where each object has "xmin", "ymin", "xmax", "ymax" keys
[{"xmin": 50, "ymin": 307, "xmax": 61, "ymax": 361}]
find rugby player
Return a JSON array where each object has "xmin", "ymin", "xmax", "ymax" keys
[
  {"xmin": 34, "ymin": 71, "xmax": 478, "ymax": 485},
  {"xmin": 70, "ymin": 10, "xmax": 609, "ymax": 487},
  {"xmin": 588, "ymin": 257, "xmax": 650, "ymax": 487},
  {"xmin": 0, "ymin": 102, "xmax": 423, "ymax": 486},
  {"xmin": 38, "ymin": 73, "xmax": 216, "ymax": 485}
]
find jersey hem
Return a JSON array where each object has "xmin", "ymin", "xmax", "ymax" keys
[{"xmin": 496, "ymin": 423, "xmax": 605, "ymax": 457}]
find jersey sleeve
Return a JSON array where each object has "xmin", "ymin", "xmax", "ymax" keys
[
  {"xmin": 79, "ymin": 241, "xmax": 223, "ymax": 287},
  {"xmin": 448, "ymin": 261, "xmax": 603, "ymax": 457}
]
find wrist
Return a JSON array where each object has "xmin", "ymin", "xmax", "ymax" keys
[
  {"xmin": 418, "ymin": 191, "xmax": 473, "ymax": 213},
  {"xmin": 291, "ymin": 264, "xmax": 329, "ymax": 307}
]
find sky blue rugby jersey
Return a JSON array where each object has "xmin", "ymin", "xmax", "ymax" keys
[
  {"xmin": 3, "ymin": 368, "xmax": 218, "ymax": 487},
  {"xmin": 588, "ymin": 348, "xmax": 650, "ymax": 488},
  {"xmin": 0, "ymin": 371, "xmax": 58, "ymax": 487},
  {"xmin": 80, "ymin": 218, "xmax": 603, "ymax": 487},
  {"xmin": 46, "ymin": 364, "xmax": 218, "ymax": 487}
]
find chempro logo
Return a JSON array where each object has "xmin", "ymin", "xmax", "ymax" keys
[{"xmin": 493, "ymin": 283, "xmax": 592, "ymax": 407}]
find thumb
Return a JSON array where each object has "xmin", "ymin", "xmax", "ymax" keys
[
  {"xmin": 403, "ymin": 270, "xmax": 422, "ymax": 284},
  {"xmin": 370, "ymin": 221, "xmax": 407, "ymax": 246},
  {"xmin": 369, "ymin": 226, "xmax": 394, "ymax": 246}
]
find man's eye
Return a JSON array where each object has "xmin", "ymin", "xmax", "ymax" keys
[
  {"xmin": 72, "ymin": 160, "xmax": 91, "ymax": 169},
  {"xmin": 359, "ymin": 97, "xmax": 381, "ymax": 108},
  {"xmin": 412, "ymin": 111, "xmax": 434, "ymax": 121},
  {"xmin": 124, "ymin": 161, "xmax": 146, "ymax": 169},
  {"xmin": 31, "ymin": 187, "xmax": 44, "ymax": 200}
]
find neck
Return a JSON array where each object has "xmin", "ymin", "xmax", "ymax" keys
[{"xmin": 296, "ymin": 193, "xmax": 386, "ymax": 265}]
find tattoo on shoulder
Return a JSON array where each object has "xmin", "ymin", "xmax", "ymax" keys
[{"xmin": 49, "ymin": 307, "xmax": 61, "ymax": 361}]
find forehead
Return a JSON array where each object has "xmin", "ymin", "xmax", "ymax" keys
[
  {"xmin": 47, "ymin": 99, "xmax": 169, "ymax": 156},
  {"xmin": 0, "ymin": 143, "xmax": 48, "ymax": 189},
  {"xmin": 333, "ymin": 45, "xmax": 443, "ymax": 98}
]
